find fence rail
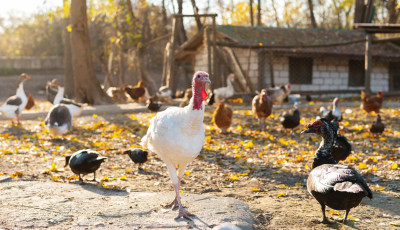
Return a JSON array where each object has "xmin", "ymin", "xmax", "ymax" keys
[{"xmin": 0, "ymin": 56, "xmax": 63, "ymax": 70}]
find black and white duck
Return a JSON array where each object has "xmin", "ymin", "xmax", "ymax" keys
[
  {"xmin": 50, "ymin": 79, "xmax": 83, "ymax": 117},
  {"xmin": 370, "ymin": 114, "xmax": 385, "ymax": 135},
  {"xmin": 45, "ymin": 104, "xmax": 72, "ymax": 136},
  {"xmin": 301, "ymin": 119, "xmax": 372, "ymax": 224},
  {"xmin": 280, "ymin": 102, "xmax": 300, "ymax": 130},
  {"xmin": 65, "ymin": 149, "xmax": 107, "ymax": 182},
  {"xmin": 320, "ymin": 97, "xmax": 342, "ymax": 122},
  {"xmin": 0, "ymin": 73, "xmax": 30, "ymax": 124}
]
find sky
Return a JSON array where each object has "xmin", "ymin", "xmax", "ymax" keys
[{"xmin": 0, "ymin": 0, "xmax": 59, "ymax": 16}]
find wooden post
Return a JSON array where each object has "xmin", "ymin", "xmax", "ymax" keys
[
  {"xmin": 166, "ymin": 17, "xmax": 178, "ymax": 91},
  {"xmin": 212, "ymin": 16, "xmax": 218, "ymax": 88},
  {"xmin": 268, "ymin": 50, "xmax": 275, "ymax": 87},
  {"xmin": 205, "ymin": 26, "xmax": 212, "ymax": 77},
  {"xmin": 365, "ymin": 33, "xmax": 372, "ymax": 93}
]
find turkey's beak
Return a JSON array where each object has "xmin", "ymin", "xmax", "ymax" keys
[
  {"xmin": 202, "ymin": 77, "xmax": 211, "ymax": 84},
  {"xmin": 301, "ymin": 127, "xmax": 314, "ymax": 134},
  {"xmin": 25, "ymin": 75, "xmax": 31, "ymax": 80}
]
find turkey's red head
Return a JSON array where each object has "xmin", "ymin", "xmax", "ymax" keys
[
  {"xmin": 301, "ymin": 119, "xmax": 327, "ymax": 134},
  {"xmin": 192, "ymin": 71, "xmax": 211, "ymax": 110}
]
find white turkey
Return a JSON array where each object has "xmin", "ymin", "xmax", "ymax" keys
[
  {"xmin": 0, "ymin": 73, "xmax": 30, "ymax": 124},
  {"xmin": 141, "ymin": 71, "xmax": 210, "ymax": 220}
]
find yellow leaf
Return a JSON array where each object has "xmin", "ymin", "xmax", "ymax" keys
[
  {"xmin": 184, "ymin": 170, "xmax": 191, "ymax": 175},
  {"xmin": 251, "ymin": 187, "xmax": 260, "ymax": 192},
  {"xmin": 277, "ymin": 191, "xmax": 286, "ymax": 197},
  {"xmin": 236, "ymin": 126, "xmax": 242, "ymax": 131},
  {"xmin": 232, "ymin": 98, "xmax": 243, "ymax": 103},
  {"xmin": 379, "ymin": 137, "xmax": 387, "ymax": 141},
  {"xmin": 329, "ymin": 210, "xmax": 340, "ymax": 215},
  {"xmin": 305, "ymin": 164, "xmax": 310, "ymax": 170},
  {"xmin": 358, "ymin": 162, "xmax": 368, "ymax": 169},
  {"xmin": 295, "ymin": 182, "xmax": 302, "ymax": 188},
  {"xmin": 300, "ymin": 119, "xmax": 305, "ymax": 125},
  {"xmin": 258, "ymin": 42, "xmax": 263, "ymax": 46},
  {"xmin": 308, "ymin": 101, "xmax": 314, "ymax": 105},
  {"xmin": 92, "ymin": 114, "xmax": 98, "ymax": 118},
  {"xmin": 391, "ymin": 163, "xmax": 398, "ymax": 170},
  {"xmin": 101, "ymin": 176, "xmax": 109, "ymax": 181},
  {"xmin": 371, "ymin": 185, "xmax": 385, "ymax": 191},
  {"xmin": 125, "ymin": 169, "xmax": 132, "ymax": 173},
  {"xmin": 244, "ymin": 141, "xmax": 253, "ymax": 148},
  {"xmin": 120, "ymin": 174, "xmax": 127, "ymax": 180},
  {"xmin": 112, "ymin": 166, "xmax": 121, "ymax": 169},
  {"xmin": 362, "ymin": 132, "xmax": 370, "ymax": 138}
]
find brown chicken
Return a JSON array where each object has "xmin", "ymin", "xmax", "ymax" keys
[
  {"xmin": 213, "ymin": 101, "xmax": 233, "ymax": 133},
  {"xmin": 124, "ymin": 80, "xmax": 146, "ymax": 102},
  {"xmin": 25, "ymin": 93, "xmax": 35, "ymax": 110},
  {"xmin": 179, "ymin": 88, "xmax": 192, "ymax": 107},
  {"xmin": 106, "ymin": 87, "xmax": 128, "ymax": 103},
  {"xmin": 360, "ymin": 90, "xmax": 383, "ymax": 113},
  {"xmin": 252, "ymin": 89, "xmax": 273, "ymax": 130}
]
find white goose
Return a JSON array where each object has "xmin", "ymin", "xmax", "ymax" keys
[
  {"xmin": 0, "ymin": 73, "xmax": 30, "ymax": 124},
  {"xmin": 50, "ymin": 79, "xmax": 83, "ymax": 117}
]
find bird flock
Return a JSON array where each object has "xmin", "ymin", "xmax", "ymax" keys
[{"xmin": 0, "ymin": 71, "xmax": 389, "ymax": 225}]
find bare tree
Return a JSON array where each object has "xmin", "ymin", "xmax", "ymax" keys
[
  {"xmin": 70, "ymin": 0, "xmax": 112, "ymax": 104},
  {"xmin": 190, "ymin": 0, "xmax": 203, "ymax": 30},
  {"xmin": 176, "ymin": 0, "xmax": 187, "ymax": 45},
  {"xmin": 307, "ymin": 0, "xmax": 318, "ymax": 28},
  {"xmin": 271, "ymin": 0, "xmax": 280, "ymax": 27}
]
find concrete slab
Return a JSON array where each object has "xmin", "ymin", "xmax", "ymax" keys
[{"xmin": 0, "ymin": 181, "xmax": 253, "ymax": 229}]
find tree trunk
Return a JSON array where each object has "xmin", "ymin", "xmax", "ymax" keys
[
  {"xmin": 250, "ymin": 0, "xmax": 254, "ymax": 26},
  {"xmin": 387, "ymin": 0, "xmax": 400, "ymax": 23},
  {"xmin": 176, "ymin": 0, "xmax": 187, "ymax": 45},
  {"xmin": 257, "ymin": 0, "xmax": 261, "ymax": 26},
  {"xmin": 70, "ymin": 0, "xmax": 112, "ymax": 104},
  {"xmin": 307, "ymin": 0, "xmax": 318, "ymax": 28},
  {"xmin": 63, "ymin": 0, "xmax": 74, "ymax": 98},
  {"xmin": 137, "ymin": 6, "xmax": 157, "ymax": 95},
  {"xmin": 161, "ymin": 0, "xmax": 168, "ymax": 34},
  {"xmin": 190, "ymin": 0, "xmax": 203, "ymax": 30}
]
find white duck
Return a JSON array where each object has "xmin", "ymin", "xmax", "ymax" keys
[
  {"xmin": 141, "ymin": 71, "xmax": 210, "ymax": 220},
  {"xmin": 50, "ymin": 79, "xmax": 83, "ymax": 117},
  {"xmin": 212, "ymin": 73, "xmax": 236, "ymax": 103},
  {"xmin": 0, "ymin": 73, "xmax": 30, "ymax": 124},
  {"xmin": 45, "ymin": 104, "xmax": 73, "ymax": 136}
]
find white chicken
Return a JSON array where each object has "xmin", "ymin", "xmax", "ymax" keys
[
  {"xmin": 212, "ymin": 73, "xmax": 236, "ymax": 104},
  {"xmin": 0, "ymin": 73, "xmax": 30, "ymax": 124},
  {"xmin": 266, "ymin": 82, "xmax": 291, "ymax": 104},
  {"xmin": 141, "ymin": 71, "xmax": 210, "ymax": 220}
]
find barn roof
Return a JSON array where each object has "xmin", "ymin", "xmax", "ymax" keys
[{"xmin": 176, "ymin": 25, "xmax": 400, "ymax": 60}]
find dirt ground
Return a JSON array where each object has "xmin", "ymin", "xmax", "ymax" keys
[{"xmin": 0, "ymin": 98, "xmax": 399, "ymax": 229}]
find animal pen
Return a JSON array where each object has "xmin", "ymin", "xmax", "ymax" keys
[{"xmin": 162, "ymin": 15, "xmax": 400, "ymax": 98}]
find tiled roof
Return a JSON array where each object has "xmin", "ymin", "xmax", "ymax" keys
[{"xmin": 215, "ymin": 25, "xmax": 400, "ymax": 59}]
